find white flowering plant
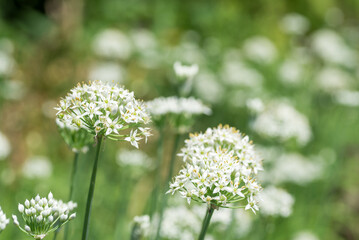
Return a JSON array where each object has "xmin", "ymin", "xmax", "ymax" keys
[
  {"xmin": 167, "ymin": 125, "xmax": 263, "ymax": 212},
  {"xmin": 12, "ymin": 192, "xmax": 77, "ymax": 240},
  {"xmin": 146, "ymin": 96, "xmax": 211, "ymax": 133},
  {"xmin": 55, "ymin": 81, "xmax": 151, "ymax": 148},
  {"xmin": 0, "ymin": 207, "xmax": 9, "ymax": 233}
]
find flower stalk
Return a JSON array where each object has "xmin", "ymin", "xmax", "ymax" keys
[
  {"xmin": 81, "ymin": 136, "xmax": 103, "ymax": 240},
  {"xmin": 198, "ymin": 205, "xmax": 215, "ymax": 240}
]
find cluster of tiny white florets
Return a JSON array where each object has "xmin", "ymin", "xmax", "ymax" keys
[
  {"xmin": 0, "ymin": 207, "xmax": 9, "ymax": 233},
  {"xmin": 55, "ymin": 81, "xmax": 151, "ymax": 148},
  {"xmin": 12, "ymin": 192, "xmax": 77, "ymax": 240},
  {"xmin": 173, "ymin": 62, "xmax": 199, "ymax": 80},
  {"xmin": 146, "ymin": 96, "xmax": 211, "ymax": 132},
  {"xmin": 167, "ymin": 125, "xmax": 263, "ymax": 212}
]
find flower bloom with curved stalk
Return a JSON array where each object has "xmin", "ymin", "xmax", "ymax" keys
[
  {"xmin": 55, "ymin": 81, "xmax": 151, "ymax": 147},
  {"xmin": 0, "ymin": 207, "xmax": 9, "ymax": 233},
  {"xmin": 167, "ymin": 124, "xmax": 263, "ymax": 212},
  {"xmin": 146, "ymin": 96, "xmax": 211, "ymax": 133},
  {"xmin": 12, "ymin": 192, "xmax": 77, "ymax": 239}
]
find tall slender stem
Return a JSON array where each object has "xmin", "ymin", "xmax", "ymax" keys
[
  {"xmin": 81, "ymin": 136, "xmax": 103, "ymax": 240},
  {"xmin": 155, "ymin": 133, "xmax": 181, "ymax": 240},
  {"xmin": 198, "ymin": 206, "xmax": 215, "ymax": 240},
  {"xmin": 148, "ymin": 127, "xmax": 164, "ymax": 217},
  {"xmin": 64, "ymin": 152, "xmax": 79, "ymax": 240}
]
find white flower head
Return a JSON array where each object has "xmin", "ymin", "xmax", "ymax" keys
[
  {"xmin": 22, "ymin": 156, "xmax": 53, "ymax": 179},
  {"xmin": 281, "ymin": 13, "xmax": 310, "ymax": 35},
  {"xmin": 257, "ymin": 186, "xmax": 294, "ymax": 217},
  {"xmin": 146, "ymin": 96, "xmax": 211, "ymax": 132},
  {"xmin": 116, "ymin": 149, "xmax": 153, "ymax": 174},
  {"xmin": 173, "ymin": 61, "xmax": 199, "ymax": 80},
  {"xmin": 92, "ymin": 29, "xmax": 132, "ymax": 60},
  {"xmin": 55, "ymin": 81, "xmax": 151, "ymax": 148},
  {"xmin": 0, "ymin": 207, "xmax": 9, "ymax": 233},
  {"xmin": 168, "ymin": 125, "xmax": 263, "ymax": 212},
  {"xmin": 0, "ymin": 132, "xmax": 11, "ymax": 160},
  {"xmin": 132, "ymin": 215, "xmax": 151, "ymax": 238},
  {"xmin": 13, "ymin": 193, "xmax": 77, "ymax": 239},
  {"xmin": 242, "ymin": 36, "xmax": 277, "ymax": 64}
]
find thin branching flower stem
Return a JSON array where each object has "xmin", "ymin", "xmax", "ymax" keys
[
  {"xmin": 82, "ymin": 136, "xmax": 103, "ymax": 240},
  {"xmin": 155, "ymin": 133, "xmax": 181, "ymax": 240},
  {"xmin": 198, "ymin": 205, "xmax": 215, "ymax": 240},
  {"xmin": 148, "ymin": 127, "xmax": 164, "ymax": 217},
  {"xmin": 64, "ymin": 151, "xmax": 80, "ymax": 240}
]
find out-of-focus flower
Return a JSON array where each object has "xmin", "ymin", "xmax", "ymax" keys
[
  {"xmin": 292, "ymin": 231, "xmax": 320, "ymax": 240},
  {"xmin": 194, "ymin": 71, "xmax": 224, "ymax": 104},
  {"xmin": 55, "ymin": 81, "xmax": 151, "ymax": 148},
  {"xmin": 22, "ymin": 156, "xmax": 53, "ymax": 179},
  {"xmin": 281, "ymin": 13, "xmax": 310, "ymax": 35},
  {"xmin": 262, "ymin": 153, "xmax": 324, "ymax": 186},
  {"xmin": 334, "ymin": 90, "xmax": 359, "ymax": 107},
  {"xmin": 315, "ymin": 67, "xmax": 353, "ymax": 93},
  {"xmin": 246, "ymin": 98, "xmax": 265, "ymax": 114},
  {"xmin": 146, "ymin": 96, "xmax": 211, "ymax": 132},
  {"xmin": 279, "ymin": 58, "xmax": 305, "ymax": 85},
  {"xmin": 0, "ymin": 132, "xmax": 11, "ymax": 160},
  {"xmin": 173, "ymin": 62, "xmax": 199, "ymax": 80},
  {"xmin": 242, "ymin": 36, "xmax": 277, "ymax": 64},
  {"xmin": 168, "ymin": 125, "xmax": 262, "ymax": 212},
  {"xmin": 0, "ymin": 80, "xmax": 26, "ymax": 100},
  {"xmin": 257, "ymin": 186, "xmax": 294, "ymax": 217},
  {"xmin": 221, "ymin": 60, "xmax": 263, "ymax": 88},
  {"xmin": 311, "ymin": 29, "xmax": 356, "ymax": 67},
  {"xmin": 92, "ymin": 29, "xmax": 132, "ymax": 60},
  {"xmin": 0, "ymin": 50, "xmax": 15, "ymax": 76},
  {"xmin": 132, "ymin": 215, "xmax": 151, "ymax": 239},
  {"xmin": 13, "ymin": 192, "xmax": 77, "ymax": 239},
  {"xmin": 116, "ymin": 149, "xmax": 152, "ymax": 168},
  {"xmin": 56, "ymin": 119, "xmax": 93, "ymax": 153},
  {"xmin": 252, "ymin": 101, "xmax": 311, "ymax": 146},
  {"xmin": 88, "ymin": 62, "xmax": 126, "ymax": 84},
  {"xmin": 0, "ymin": 207, "xmax": 9, "ymax": 233},
  {"xmin": 131, "ymin": 29, "xmax": 157, "ymax": 52}
]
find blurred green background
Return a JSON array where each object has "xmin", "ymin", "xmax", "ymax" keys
[{"xmin": 0, "ymin": 0, "xmax": 359, "ymax": 239}]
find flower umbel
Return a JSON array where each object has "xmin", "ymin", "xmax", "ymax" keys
[
  {"xmin": 0, "ymin": 207, "xmax": 9, "ymax": 233},
  {"xmin": 167, "ymin": 125, "xmax": 263, "ymax": 212},
  {"xmin": 55, "ymin": 81, "xmax": 151, "ymax": 147},
  {"xmin": 12, "ymin": 192, "xmax": 77, "ymax": 239}
]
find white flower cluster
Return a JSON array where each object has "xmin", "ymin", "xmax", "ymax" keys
[
  {"xmin": 55, "ymin": 81, "xmax": 151, "ymax": 148},
  {"xmin": 0, "ymin": 207, "xmax": 9, "ymax": 233},
  {"xmin": 173, "ymin": 61, "xmax": 199, "ymax": 80},
  {"xmin": 22, "ymin": 156, "xmax": 53, "ymax": 179},
  {"xmin": 116, "ymin": 149, "xmax": 152, "ymax": 168},
  {"xmin": 257, "ymin": 186, "xmax": 294, "ymax": 217},
  {"xmin": 0, "ymin": 132, "xmax": 11, "ymax": 160},
  {"xmin": 252, "ymin": 102, "xmax": 311, "ymax": 146},
  {"xmin": 56, "ymin": 118, "xmax": 93, "ymax": 153},
  {"xmin": 167, "ymin": 125, "xmax": 263, "ymax": 212},
  {"xmin": 242, "ymin": 36, "xmax": 277, "ymax": 64},
  {"xmin": 132, "ymin": 215, "xmax": 151, "ymax": 238},
  {"xmin": 147, "ymin": 96, "xmax": 211, "ymax": 132},
  {"xmin": 12, "ymin": 192, "xmax": 77, "ymax": 240},
  {"xmin": 280, "ymin": 13, "xmax": 310, "ymax": 35}
]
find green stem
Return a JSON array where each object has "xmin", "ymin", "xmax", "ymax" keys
[
  {"xmin": 198, "ymin": 206, "xmax": 215, "ymax": 240},
  {"xmin": 154, "ymin": 133, "xmax": 181, "ymax": 240},
  {"xmin": 81, "ymin": 136, "xmax": 103, "ymax": 240},
  {"xmin": 148, "ymin": 127, "xmax": 164, "ymax": 217},
  {"xmin": 64, "ymin": 152, "xmax": 79, "ymax": 240}
]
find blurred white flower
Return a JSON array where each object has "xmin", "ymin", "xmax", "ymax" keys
[
  {"xmin": 116, "ymin": 149, "xmax": 152, "ymax": 169},
  {"xmin": 281, "ymin": 13, "xmax": 310, "ymax": 35},
  {"xmin": 279, "ymin": 58, "xmax": 304, "ymax": 85},
  {"xmin": 221, "ymin": 60, "xmax": 263, "ymax": 88},
  {"xmin": 22, "ymin": 156, "xmax": 53, "ymax": 179},
  {"xmin": 252, "ymin": 101, "xmax": 311, "ymax": 146},
  {"xmin": 88, "ymin": 62, "xmax": 126, "ymax": 84},
  {"xmin": 92, "ymin": 29, "xmax": 132, "ymax": 60},
  {"xmin": 172, "ymin": 42, "xmax": 205, "ymax": 64},
  {"xmin": 242, "ymin": 36, "xmax": 277, "ymax": 64},
  {"xmin": 315, "ymin": 67, "xmax": 353, "ymax": 93},
  {"xmin": 311, "ymin": 29, "xmax": 356, "ymax": 67},
  {"xmin": 0, "ymin": 207, "xmax": 9, "ymax": 233},
  {"xmin": 257, "ymin": 186, "xmax": 294, "ymax": 217},
  {"xmin": 131, "ymin": 29, "xmax": 157, "ymax": 51},
  {"xmin": 1, "ymin": 80, "xmax": 26, "ymax": 100},
  {"xmin": 13, "ymin": 192, "xmax": 77, "ymax": 239},
  {"xmin": 0, "ymin": 132, "xmax": 11, "ymax": 160},
  {"xmin": 173, "ymin": 61, "xmax": 199, "ymax": 80},
  {"xmin": 334, "ymin": 90, "xmax": 359, "ymax": 107},
  {"xmin": 194, "ymin": 71, "xmax": 224, "ymax": 104},
  {"xmin": 293, "ymin": 231, "xmax": 320, "ymax": 240},
  {"xmin": 0, "ymin": 51, "xmax": 15, "ymax": 76},
  {"xmin": 132, "ymin": 215, "xmax": 151, "ymax": 238},
  {"xmin": 265, "ymin": 153, "xmax": 324, "ymax": 185},
  {"xmin": 246, "ymin": 98, "xmax": 264, "ymax": 113}
]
